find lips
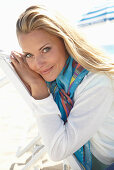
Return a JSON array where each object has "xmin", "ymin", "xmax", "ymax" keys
[{"xmin": 40, "ymin": 66, "xmax": 53, "ymax": 75}]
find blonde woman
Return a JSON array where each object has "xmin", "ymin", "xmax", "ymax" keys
[{"xmin": 10, "ymin": 5, "xmax": 114, "ymax": 170}]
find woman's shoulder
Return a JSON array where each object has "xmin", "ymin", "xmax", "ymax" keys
[
  {"xmin": 84, "ymin": 72, "xmax": 113, "ymax": 87},
  {"xmin": 74, "ymin": 72, "xmax": 114, "ymax": 97}
]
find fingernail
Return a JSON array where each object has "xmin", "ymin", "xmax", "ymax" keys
[{"xmin": 10, "ymin": 55, "xmax": 14, "ymax": 59}]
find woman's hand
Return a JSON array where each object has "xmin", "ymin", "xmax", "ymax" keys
[{"xmin": 10, "ymin": 51, "xmax": 50, "ymax": 100}]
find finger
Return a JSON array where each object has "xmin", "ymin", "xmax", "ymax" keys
[
  {"xmin": 14, "ymin": 51, "xmax": 27, "ymax": 63},
  {"xmin": 18, "ymin": 52, "xmax": 27, "ymax": 63},
  {"xmin": 11, "ymin": 51, "xmax": 24, "ymax": 63},
  {"xmin": 10, "ymin": 54, "xmax": 19, "ymax": 65}
]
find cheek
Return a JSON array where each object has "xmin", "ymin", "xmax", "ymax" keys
[
  {"xmin": 50, "ymin": 54, "xmax": 66, "ymax": 69},
  {"xmin": 26, "ymin": 59, "xmax": 31, "ymax": 67},
  {"xmin": 26, "ymin": 60, "xmax": 35, "ymax": 71}
]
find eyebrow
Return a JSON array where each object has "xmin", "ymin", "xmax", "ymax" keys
[
  {"xmin": 23, "ymin": 43, "xmax": 50, "ymax": 54},
  {"xmin": 39, "ymin": 43, "xmax": 50, "ymax": 51}
]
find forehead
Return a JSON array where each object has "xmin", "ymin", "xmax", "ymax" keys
[{"xmin": 17, "ymin": 29, "xmax": 57, "ymax": 48}]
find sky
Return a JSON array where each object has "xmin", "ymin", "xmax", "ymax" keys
[{"xmin": 0, "ymin": 0, "xmax": 94, "ymax": 52}]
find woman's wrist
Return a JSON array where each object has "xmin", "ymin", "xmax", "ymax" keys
[
  {"xmin": 31, "ymin": 84, "xmax": 50, "ymax": 100},
  {"xmin": 32, "ymin": 92, "xmax": 50, "ymax": 100}
]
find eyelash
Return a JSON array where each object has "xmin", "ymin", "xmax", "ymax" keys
[
  {"xmin": 42, "ymin": 47, "xmax": 51, "ymax": 53},
  {"xmin": 25, "ymin": 47, "xmax": 51, "ymax": 58},
  {"xmin": 25, "ymin": 53, "xmax": 33, "ymax": 58}
]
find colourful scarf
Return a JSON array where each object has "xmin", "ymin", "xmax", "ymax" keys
[{"xmin": 46, "ymin": 56, "xmax": 92, "ymax": 169}]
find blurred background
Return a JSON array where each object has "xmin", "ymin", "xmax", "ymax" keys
[
  {"xmin": 0, "ymin": 0, "xmax": 93, "ymax": 52},
  {"xmin": 0, "ymin": 0, "xmax": 114, "ymax": 54},
  {"xmin": 0, "ymin": 0, "xmax": 113, "ymax": 169}
]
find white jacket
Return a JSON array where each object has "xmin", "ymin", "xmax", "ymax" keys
[{"xmin": 31, "ymin": 72, "xmax": 114, "ymax": 165}]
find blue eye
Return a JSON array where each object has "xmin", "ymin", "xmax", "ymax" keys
[
  {"xmin": 42, "ymin": 47, "xmax": 51, "ymax": 53},
  {"xmin": 25, "ymin": 53, "xmax": 33, "ymax": 58}
]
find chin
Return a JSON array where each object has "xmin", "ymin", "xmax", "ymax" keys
[
  {"xmin": 44, "ymin": 77, "xmax": 56, "ymax": 82},
  {"xmin": 42, "ymin": 75, "xmax": 56, "ymax": 82}
]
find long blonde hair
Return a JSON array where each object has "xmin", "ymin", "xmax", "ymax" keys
[{"xmin": 16, "ymin": 5, "xmax": 114, "ymax": 78}]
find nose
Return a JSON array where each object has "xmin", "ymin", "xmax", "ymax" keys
[{"xmin": 33, "ymin": 55, "xmax": 46, "ymax": 70}]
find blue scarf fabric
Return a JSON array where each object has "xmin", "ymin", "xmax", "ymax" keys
[{"xmin": 46, "ymin": 56, "xmax": 92, "ymax": 169}]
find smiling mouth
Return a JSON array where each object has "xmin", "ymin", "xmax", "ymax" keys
[{"xmin": 40, "ymin": 66, "xmax": 53, "ymax": 75}]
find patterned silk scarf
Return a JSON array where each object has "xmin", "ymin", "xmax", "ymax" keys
[{"xmin": 46, "ymin": 56, "xmax": 92, "ymax": 170}]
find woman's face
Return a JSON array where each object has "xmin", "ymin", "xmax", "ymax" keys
[{"xmin": 18, "ymin": 29, "xmax": 68, "ymax": 82}]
